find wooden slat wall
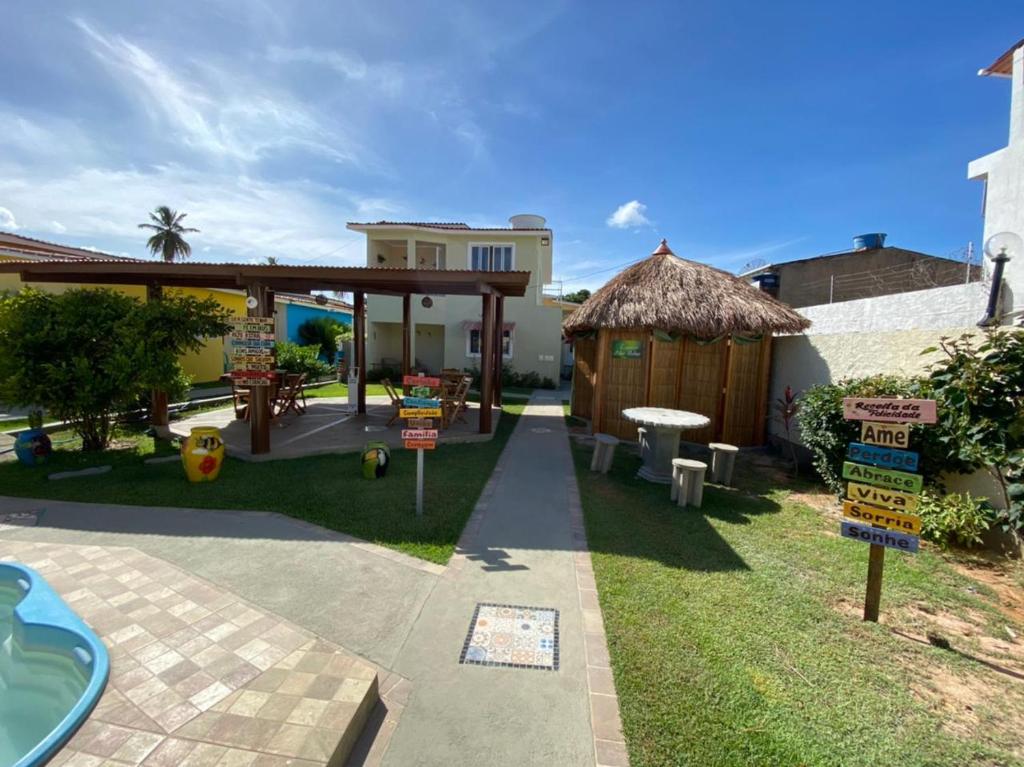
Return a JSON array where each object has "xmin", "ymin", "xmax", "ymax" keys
[
  {"xmin": 677, "ymin": 338, "xmax": 726, "ymax": 445},
  {"xmin": 649, "ymin": 337, "xmax": 683, "ymax": 409},
  {"xmin": 571, "ymin": 337, "xmax": 597, "ymax": 419},
  {"xmin": 721, "ymin": 336, "xmax": 767, "ymax": 446},
  {"xmin": 600, "ymin": 329, "xmax": 649, "ymax": 440}
]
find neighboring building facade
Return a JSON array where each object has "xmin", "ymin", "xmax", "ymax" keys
[
  {"xmin": 741, "ymin": 234, "xmax": 980, "ymax": 308},
  {"xmin": 0, "ymin": 232, "xmax": 351, "ymax": 383},
  {"xmin": 968, "ymin": 38, "xmax": 1024, "ymax": 323},
  {"xmin": 347, "ymin": 217, "xmax": 565, "ymax": 381}
]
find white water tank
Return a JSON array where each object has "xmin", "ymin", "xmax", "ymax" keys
[{"xmin": 509, "ymin": 214, "xmax": 547, "ymax": 230}]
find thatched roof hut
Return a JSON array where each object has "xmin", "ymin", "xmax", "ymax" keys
[
  {"xmin": 563, "ymin": 239, "xmax": 809, "ymax": 338},
  {"xmin": 566, "ymin": 239, "xmax": 810, "ymax": 446}
]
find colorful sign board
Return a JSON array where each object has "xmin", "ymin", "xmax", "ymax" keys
[
  {"xmin": 228, "ymin": 318, "xmax": 275, "ymax": 332},
  {"xmin": 846, "ymin": 481, "xmax": 920, "ymax": 512},
  {"xmin": 403, "ymin": 375, "xmax": 441, "ymax": 388},
  {"xmin": 409, "ymin": 386, "xmax": 433, "ymax": 398},
  {"xmin": 407, "ymin": 418, "xmax": 434, "ymax": 429},
  {"xmin": 231, "ymin": 375, "xmax": 275, "ymax": 386},
  {"xmin": 403, "ymin": 397, "xmax": 441, "ymax": 409},
  {"xmin": 842, "ymin": 501, "xmax": 921, "ymax": 535},
  {"xmin": 846, "ymin": 442, "xmax": 919, "ymax": 472},
  {"xmin": 840, "ymin": 521, "xmax": 919, "ymax": 553},
  {"xmin": 228, "ymin": 316, "xmax": 276, "ymax": 386},
  {"xmin": 399, "ymin": 408, "xmax": 442, "ymax": 418},
  {"xmin": 611, "ymin": 339, "xmax": 643, "ymax": 359},
  {"xmin": 401, "ymin": 429, "xmax": 439, "ymax": 440},
  {"xmin": 842, "ymin": 398, "xmax": 937, "ymax": 424},
  {"xmin": 404, "ymin": 439, "xmax": 436, "ymax": 450},
  {"xmin": 841, "ymin": 461, "xmax": 923, "ymax": 494},
  {"xmin": 860, "ymin": 422, "xmax": 910, "ymax": 449}
]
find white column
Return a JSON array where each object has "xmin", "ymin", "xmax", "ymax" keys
[{"xmin": 407, "ymin": 238, "xmax": 416, "ymax": 269}]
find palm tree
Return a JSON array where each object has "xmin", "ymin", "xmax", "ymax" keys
[{"xmin": 138, "ymin": 206, "xmax": 199, "ymax": 262}]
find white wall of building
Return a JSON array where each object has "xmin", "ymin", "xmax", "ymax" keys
[{"xmin": 968, "ymin": 45, "xmax": 1024, "ymax": 321}]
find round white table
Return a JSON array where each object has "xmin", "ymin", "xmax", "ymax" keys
[{"xmin": 622, "ymin": 407, "xmax": 711, "ymax": 483}]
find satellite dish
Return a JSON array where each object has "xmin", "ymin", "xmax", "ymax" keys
[{"xmin": 741, "ymin": 258, "xmax": 768, "ymax": 274}]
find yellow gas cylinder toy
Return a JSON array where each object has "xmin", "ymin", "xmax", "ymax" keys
[{"xmin": 181, "ymin": 427, "xmax": 225, "ymax": 482}]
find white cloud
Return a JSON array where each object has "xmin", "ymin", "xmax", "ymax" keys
[
  {"xmin": 606, "ymin": 200, "xmax": 651, "ymax": 229},
  {"xmin": 0, "ymin": 206, "xmax": 18, "ymax": 230},
  {"xmin": 267, "ymin": 45, "xmax": 369, "ymax": 82},
  {"xmin": 73, "ymin": 18, "xmax": 363, "ymax": 167},
  {"xmin": 50, "ymin": 221, "xmax": 67, "ymax": 233},
  {"xmin": 0, "ymin": 162, "xmax": 401, "ymax": 264}
]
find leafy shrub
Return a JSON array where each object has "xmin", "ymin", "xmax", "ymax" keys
[
  {"xmin": 296, "ymin": 316, "xmax": 351, "ymax": 364},
  {"xmin": 798, "ymin": 375, "xmax": 916, "ymax": 495},
  {"xmin": 366, "ymin": 365, "xmax": 401, "ymax": 383},
  {"xmin": 540, "ymin": 376, "xmax": 557, "ymax": 390},
  {"xmin": 917, "ymin": 491, "xmax": 994, "ymax": 549},
  {"xmin": 276, "ymin": 342, "xmax": 333, "ymax": 379},
  {"xmin": 462, "ymin": 365, "xmax": 556, "ymax": 390},
  {"xmin": 0, "ymin": 288, "xmax": 230, "ymax": 450}
]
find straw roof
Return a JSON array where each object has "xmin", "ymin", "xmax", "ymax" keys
[{"xmin": 562, "ymin": 240, "xmax": 810, "ymax": 337}]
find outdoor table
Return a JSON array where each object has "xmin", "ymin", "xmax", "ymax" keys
[{"xmin": 621, "ymin": 407, "xmax": 711, "ymax": 483}]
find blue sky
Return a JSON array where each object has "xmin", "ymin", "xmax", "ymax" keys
[{"xmin": 0, "ymin": 1, "xmax": 1020, "ymax": 291}]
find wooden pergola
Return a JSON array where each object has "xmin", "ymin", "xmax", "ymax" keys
[{"xmin": 0, "ymin": 259, "xmax": 529, "ymax": 454}]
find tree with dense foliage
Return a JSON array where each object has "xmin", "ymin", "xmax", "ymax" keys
[
  {"xmin": 297, "ymin": 316, "xmax": 352, "ymax": 364},
  {"xmin": 0, "ymin": 288, "xmax": 231, "ymax": 450},
  {"xmin": 138, "ymin": 206, "xmax": 199, "ymax": 262},
  {"xmin": 562, "ymin": 288, "xmax": 591, "ymax": 304}
]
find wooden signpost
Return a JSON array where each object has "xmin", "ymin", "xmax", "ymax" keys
[
  {"xmin": 401, "ymin": 375, "xmax": 442, "ymax": 516},
  {"xmin": 228, "ymin": 317, "xmax": 276, "ymax": 386},
  {"xmin": 840, "ymin": 397, "xmax": 936, "ymax": 622}
]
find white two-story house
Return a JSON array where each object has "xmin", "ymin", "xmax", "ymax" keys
[{"xmin": 346, "ymin": 215, "xmax": 566, "ymax": 382}]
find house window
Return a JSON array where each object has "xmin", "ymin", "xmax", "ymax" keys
[
  {"xmin": 470, "ymin": 244, "xmax": 514, "ymax": 271},
  {"xmin": 467, "ymin": 328, "xmax": 513, "ymax": 359}
]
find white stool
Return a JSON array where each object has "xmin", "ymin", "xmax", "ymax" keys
[
  {"xmin": 708, "ymin": 443, "xmax": 739, "ymax": 486},
  {"xmin": 590, "ymin": 433, "xmax": 619, "ymax": 474},
  {"xmin": 637, "ymin": 426, "xmax": 648, "ymax": 450},
  {"xmin": 673, "ymin": 459, "xmax": 707, "ymax": 508}
]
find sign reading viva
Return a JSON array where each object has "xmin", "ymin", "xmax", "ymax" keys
[
  {"xmin": 846, "ymin": 481, "xmax": 919, "ymax": 512},
  {"xmin": 842, "ymin": 397, "xmax": 937, "ymax": 424},
  {"xmin": 841, "ymin": 461, "xmax": 923, "ymax": 494}
]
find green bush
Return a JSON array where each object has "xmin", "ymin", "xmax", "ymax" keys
[
  {"xmin": 462, "ymin": 365, "xmax": 557, "ymax": 391},
  {"xmin": 366, "ymin": 365, "xmax": 401, "ymax": 383},
  {"xmin": 917, "ymin": 491, "xmax": 994, "ymax": 549},
  {"xmin": 0, "ymin": 287, "xmax": 230, "ymax": 450},
  {"xmin": 797, "ymin": 375, "xmax": 916, "ymax": 495},
  {"xmin": 296, "ymin": 316, "xmax": 351, "ymax": 364},
  {"xmin": 276, "ymin": 342, "xmax": 333, "ymax": 379}
]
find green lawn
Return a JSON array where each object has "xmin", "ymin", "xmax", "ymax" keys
[
  {"xmin": 0, "ymin": 404, "xmax": 523, "ymax": 564},
  {"xmin": 569, "ymin": 440, "xmax": 1024, "ymax": 766}
]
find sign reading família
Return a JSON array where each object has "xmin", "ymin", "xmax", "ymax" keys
[
  {"xmin": 840, "ymin": 396, "xmax": 937, "ymax": 622},
  {"xmin": 400, "ymin": 375, "xmax": 442, "ymax": 516}
]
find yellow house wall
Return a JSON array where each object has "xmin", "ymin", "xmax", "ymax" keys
[{"xmin": 0, "ymin": 256, "xmax": 244, "ymax": 384}]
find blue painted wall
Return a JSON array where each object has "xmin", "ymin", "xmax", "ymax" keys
[{"xmin": 284, "ymin": 303, "xmax": 352, "ymax": 344}]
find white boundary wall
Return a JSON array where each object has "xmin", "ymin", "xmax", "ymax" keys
[{"xmin": 769, "ymin": 282, "xmax": 990, "ymax": 443}]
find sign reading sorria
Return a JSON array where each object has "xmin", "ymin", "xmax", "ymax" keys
[{"xmin": 842, "ymin": 398, "xmax": 937, "ymax": 424}]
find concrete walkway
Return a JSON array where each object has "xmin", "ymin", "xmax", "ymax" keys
[{"xmin": 380, "ymin": 393, "xmax": 625, "ymax": 766}]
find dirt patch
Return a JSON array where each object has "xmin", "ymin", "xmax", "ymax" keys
[
  {"xmin": 787, "ymin": 489, "xmax": 839, "ymax": 515},
  {"xmin": 953, "ymin": 559, "xmax": 1024, "ymax": 626}
]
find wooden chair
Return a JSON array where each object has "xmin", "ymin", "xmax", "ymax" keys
[
  {"xmin": 273, "ymin": 373, "xmax": 308, "ymax": 418},
  {"xmin": 442, "ymin": 376, "xmax": 471, "ymax": 429},
  {"xmin": 381, "ymin": 378, "xmax": 404, "ymax": 426},
  {"xmin": 228, "ymin": 378, "xmax": 251, "ymax": 420}
]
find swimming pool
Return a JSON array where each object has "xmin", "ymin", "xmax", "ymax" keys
[{"xmin": 0, "ymin": 562, "xmax": 109, "ymax": 767}]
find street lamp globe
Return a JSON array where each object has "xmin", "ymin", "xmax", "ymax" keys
[{"xmin": 983, "ymin": 231, "xmax": 1022, "ymax": 261}]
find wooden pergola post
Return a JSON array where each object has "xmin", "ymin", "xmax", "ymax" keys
[
  {"xmin": 591, "ymin": 329, "xmax": 609, "ymax": 434},
  {"xmin": 492, "ymin": 295, "xmax": 504, "ymax": 406},
  {"xmin": 146, "ymin": 283, "xmax": 169, "ymax": 431},
  {"xmin": 354, "ymin": 291, "xmax": 366, "ymax": 414},
  {"xmin": 402, "ymin": 293, "xmax": 412, "ymax": 378},
  {"xmin": 479, "ymin": 293, "xmax": 494, "ymax": 433},
  {"xmin": 247, "ymin": 283, "xmax": 272, "ymax": 455}
]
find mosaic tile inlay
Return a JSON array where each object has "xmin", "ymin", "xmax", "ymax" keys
[{"xmin": 459, "ymin": 602, "xmax": 559, "ymax": 671}]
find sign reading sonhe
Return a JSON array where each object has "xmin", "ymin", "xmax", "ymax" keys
[
  {"xmin": 840, "ymin": 521, "xmax": 919, "ymax": 553},
  {"xmin": 842, "ymin": 398, "xmax": 937, "ymax": 424}
]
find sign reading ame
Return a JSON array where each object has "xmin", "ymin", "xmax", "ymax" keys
[
  {"xmin": 401, "ymin": 429, "xmax": 438, "ymax": 440},
  {"xmin": 403, "ymin": 375, "xmax": 441, "ymax": 388},
  {"xmin": 840, "ymin": 521, "xmax": 919, "ymax": 553},
  {"xmin": 842, "ymin": 501, "xmax": 921, "ymax": 535},
  {"xmin": 846, "ymin": 442, "xmax": 919, "ymax": 472},
  {"xmin": 404, "ymin": 439, "xmax": 436, "ymax": 450},
  {"xmin": 611, "ymin": 339, "xmax": 642, "ymax": 359},
  {"xmin": 860, "ymin": 422, "xmax": 910, "ymax": 449},
  {"xmin": 842, "ymin": 398, "xmax": 937, "ymax": 424},
  {"xmin": 400, "ymin": 408, "xmax": 442, "ymax": 419},
  {"xmin": 841, "ymin": 461, "xmax": 923, "ymax": 494},
  {"xmin": 403, "ymin": 397, "xmax": 441, "ymax": 409},
  {"xmin": 846, "ymin": 481, "xmax": 920, "ymax": 512}
]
